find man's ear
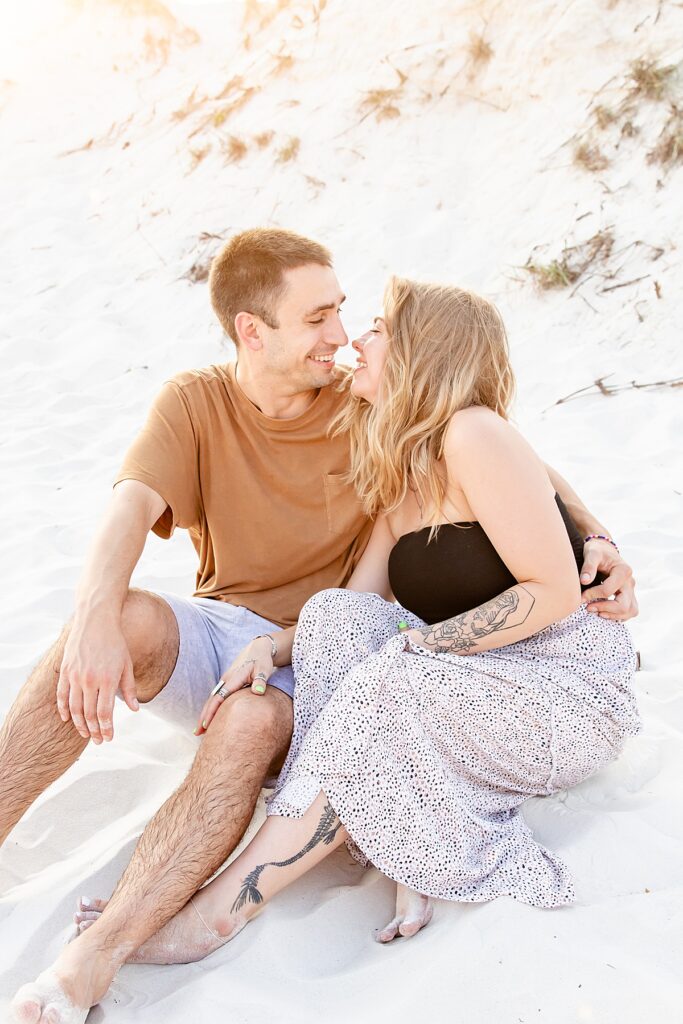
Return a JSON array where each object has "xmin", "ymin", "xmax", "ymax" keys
[{"xmin": 234, "ymin": 311, "xmax": 264, "ymax": 351}]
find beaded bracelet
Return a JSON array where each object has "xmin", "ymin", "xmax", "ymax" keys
[{"xmin": 584, "ymin": 534, "xmax": 619, "ymax": 553}]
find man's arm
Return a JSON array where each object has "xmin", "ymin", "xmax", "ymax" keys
[
  {"xmin": 545, "ymin": 463, "xmax": 609, "ymax": 536},
  {"xmin": 57, "ymin": 480, "xmax": 167, "ymax": 743},
  {"xmin": 545, "ymin": 463, "xmax": 638, "ymax": 620}
]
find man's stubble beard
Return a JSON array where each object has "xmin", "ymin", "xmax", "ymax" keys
[
  {"xmin": 271, "ymin": 357, "xmax": 335, "ymax": 396},
  {"xmin": 263, "ymin": 332, "xmax": 337, "ymax": 395}
]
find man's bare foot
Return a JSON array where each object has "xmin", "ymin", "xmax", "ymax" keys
[
  {"xmin": 73, "ymin": 894, "xmax": 254, "ymax": 965},
  {"xmin": 10, "ymin": 935, "xmax": 123, "ymax": 1024},
  {"xmin": 374, "ymin": 882, "xmax": 433, "ymax": 943}
]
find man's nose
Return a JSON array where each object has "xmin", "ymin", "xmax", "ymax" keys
[{"xmin": 326, "ymin": 314, "xmax": 348, "ymax": 348}]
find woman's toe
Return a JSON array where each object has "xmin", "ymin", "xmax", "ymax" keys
[
  {"xmin": 398, "ymin": 900, "xmax": 433, "ymax": 939},
  {"xmin": 376, "ymin": 891, "xmax": 433, "ymax": 943},
  {"xmin": 374, "ymin": 916, "xmax": 401, "ymax": 943},
  {"xmin": 398, "ymin": 918, "xmax": 422, "ymax": 938}
]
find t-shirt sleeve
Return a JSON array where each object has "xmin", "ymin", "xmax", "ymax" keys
[{"xmin": 114, "ymin": 381, "xmax": 201, "ymax": 538}]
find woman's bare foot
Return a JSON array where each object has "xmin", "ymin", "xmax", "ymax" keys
[
  {"xmin": 374, "ymin": 882, "xmax": 433, "ymax": 943},
  {"xmin": 73, "ymin": 894, "xmax": 255, "ymax": 965}
]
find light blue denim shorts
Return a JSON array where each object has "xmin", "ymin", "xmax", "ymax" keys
[{"xmin": 144, "ymin": 592, "xmax": 295, "ymax": 729}]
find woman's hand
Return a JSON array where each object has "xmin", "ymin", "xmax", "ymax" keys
[
  {"xmin": 194, "ymin": 636, "xmax": 276, "ymax": 736},
  {"xmin": 580, "ymin": 539, "xmax": 638, "ymax": 621},
  {"xmin": 402, "ymin": 628, "xmax": 428, "ymax": 650}
]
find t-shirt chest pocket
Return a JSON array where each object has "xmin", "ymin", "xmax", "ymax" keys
[{"xmin": 323, "ymin": 472, "xmax": 362, "ymax": 536}]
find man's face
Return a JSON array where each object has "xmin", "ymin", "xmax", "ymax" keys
[{"xmin": 258, "ymin": 264, "xmax": 348, "ymax": 391}]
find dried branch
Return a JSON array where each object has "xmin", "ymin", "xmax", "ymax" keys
[{"xmin": 551, "ymin": 375, "xmax": 683, "ymax": 408}]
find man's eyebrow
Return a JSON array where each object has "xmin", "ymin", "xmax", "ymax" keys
[{"xmin": 304, "ymin": 295, "xmax": 346, "ymax": 317}]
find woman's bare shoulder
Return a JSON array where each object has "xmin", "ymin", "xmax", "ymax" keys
[{"xmin": 444, "ymin": 406, "xmax": 517, "ymax": 453}]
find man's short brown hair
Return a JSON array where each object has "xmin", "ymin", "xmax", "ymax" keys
[{"xmin": 209, "ymin": 228, "xmax": 332, "ymax": 343}]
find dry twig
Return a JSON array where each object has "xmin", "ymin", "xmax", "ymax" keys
[{"xmin": 551, "ymin": 375, "xmax": 683, "ymax": 408}]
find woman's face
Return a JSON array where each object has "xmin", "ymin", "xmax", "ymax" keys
[{"xmin": 350, "ymin": 317, "xmax": 390, "ymax": 403}]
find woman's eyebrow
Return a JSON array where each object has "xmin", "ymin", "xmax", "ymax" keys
[{"xmin": 373, "ymin": 316, "xmax": 385, "ymax": 326}]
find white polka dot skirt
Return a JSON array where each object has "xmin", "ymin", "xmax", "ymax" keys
[{"xmin": 267, "ymin": 589, "xmax": 641, "ymax": 907}]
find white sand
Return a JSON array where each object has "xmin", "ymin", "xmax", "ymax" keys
[{"xmin": 1, "ymin": 0, "xmax": 682, "ymax": 1020}]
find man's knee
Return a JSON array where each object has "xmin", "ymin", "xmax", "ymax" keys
[
  {"xmin": 205, "ymin": 688, "xmax": 293, "ymax": 759},
  {"xmin": 31, "ymin": 624, "xmax": 71, "ymax": 697},
  {"xmin": 21, "ymin": 591, "xmax": 176, "ymax": 722},
  {"xmin": 120, "ymin": 589, "xmax": 179, "ymax": 701}
]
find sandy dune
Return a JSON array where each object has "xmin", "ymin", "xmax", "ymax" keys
[{"xmin": 1, "ymin": 1, "xmax": 682, "ymax": 1021}]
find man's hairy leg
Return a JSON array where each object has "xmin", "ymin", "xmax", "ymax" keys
[
  {"xmin": 0, "ymin": 589, "xmax": 178, "ymax": 847},
  {"xmin": 79, "ymin": 790, "xmax": 348, "ymax": 965},
  {"xmin": 102, "ymin": 688, "xmax": 293, "ymax": 930},
  {"xmin": 11, "ymin": 688, "xmax": 293, "ymax": 1022}
]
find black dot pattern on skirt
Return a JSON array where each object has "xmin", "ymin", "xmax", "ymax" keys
[{"xmin": 267, "ymin": 589, "xmax": 641, "ymax": 907}]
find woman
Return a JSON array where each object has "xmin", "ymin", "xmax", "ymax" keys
[{"xmin": 35, "ymin": 279, "xmax": 642, "ymax": 976}]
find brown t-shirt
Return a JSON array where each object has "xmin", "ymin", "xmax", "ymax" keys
[{"xmin": 115, "ymin": 363, "xmax": 371, "ymax": 627}]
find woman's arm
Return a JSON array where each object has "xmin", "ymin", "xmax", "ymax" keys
[
  {"xmin": 407, "ymin": 408, "xmax": 581, "ymax": 657},
  {"xmin": 408, "ymin": 582, "xmax": 548, "ymax": 655},
  {"xmin": 345, "ymin": 514, "xmax": 396, "ymax": 599}
]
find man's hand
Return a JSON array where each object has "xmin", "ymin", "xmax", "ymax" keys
[
  {"xmin": 195, "ymin": 636, "xmax": 275, "ymax": 736},
  {"xmin": 56, "ymin": 613, "xmax": 139, "ymax": 743},
  {"xmin": 580, "ymin": 539, "xmax": 638, "ymax": 621}
]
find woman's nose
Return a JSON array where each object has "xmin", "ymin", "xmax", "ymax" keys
[{"xmin": 352, "ymin": 336, "xmax": 366, "ymax": 354}]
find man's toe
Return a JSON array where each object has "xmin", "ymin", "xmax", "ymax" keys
[
  {"xmin": 78, "ymin": 897, "xmax": 107, "ymax": 913},
  {"xmin": 74, "ymin": 911, "xmax": 100, "ymax": 924},
  {"xmin": 11, "ymin": 987, "xmax": 42, "ymax": 1023}
]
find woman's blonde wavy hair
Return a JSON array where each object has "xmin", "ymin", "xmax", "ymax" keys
[{"xmin": 333, "ymin": 276, "xmax": 515, "ymax": 525}]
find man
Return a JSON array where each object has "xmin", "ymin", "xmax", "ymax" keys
[{"xmin": 4, "ymin": 228, "xmax": 637, "ymax": 1020}]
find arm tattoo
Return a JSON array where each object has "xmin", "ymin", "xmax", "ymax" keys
[
  {"xmin": 231, "ymin": 801, "xmax": 342, "ymax": 913},
  {"xmin": 416, "ymin": 585, "xmax": 535, "ymax": 654}
]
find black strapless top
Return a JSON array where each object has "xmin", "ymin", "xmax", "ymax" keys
[{"xmin": 388, "ymin": 494, "xmax": 590, "ymax": 625}]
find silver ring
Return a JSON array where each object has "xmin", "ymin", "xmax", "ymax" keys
[
  {"xmin": 211, "ymin": 680, "xmax": 229, "ymax": 700},
  {"xmin": 253, "ymin": 672, "xmax": 268, "ymax": 682}
]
